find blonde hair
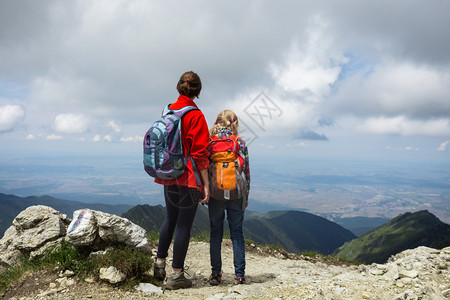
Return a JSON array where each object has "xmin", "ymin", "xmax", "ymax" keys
[{"xmin": 210, "ymin": 109, "xmax": 239, "ymax": 136}]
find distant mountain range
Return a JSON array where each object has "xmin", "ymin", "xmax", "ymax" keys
[
  {"xmin": 3, "ymin": 193, "xmax": 448, "ymax": 262},
  {"xmin": 123, "ymin": 204, "xmax": 356, "ymax": 255},
  {"xmin": 0, "ymin": 193, "xmax": 133, "ymax": 236},
  {"xmin": 334, "ymin": 210, "xmax": 450, "ymax": 264}
]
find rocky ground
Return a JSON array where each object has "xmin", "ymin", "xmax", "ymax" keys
[{"xmin": 3, "ymin": 241, "xmax": 450, "ymax": 300}]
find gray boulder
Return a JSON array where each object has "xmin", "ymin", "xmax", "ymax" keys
[
  {"xmin": 66, "ymin": 208, "xmax": 150, "ymax": 253},
  {"xmin": 0, "ymin": 205, "xmax": 71, "ymax": 267}
]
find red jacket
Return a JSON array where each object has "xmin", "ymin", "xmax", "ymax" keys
[{"xmin": 154, "ymin": 95, "xmax": 209, "ymax": 190}]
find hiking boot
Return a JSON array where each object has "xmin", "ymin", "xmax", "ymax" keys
[
  {"xmin": 234, "ymin": 275, "xmax": 246, "ymax": 284},
  {"xmin": 166, "ymin": 269, "xmax": 192, "ymax": 290},
  {"xmin": 153, "ymin": 259, "xmax": 166, "ymax": 281},
  {"xmin": 209, "ymin": 271, "xmax": 222, "ymax": 286}
]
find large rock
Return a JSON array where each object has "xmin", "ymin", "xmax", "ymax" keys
[
  {"xmin": 66, "ymin": 209, "xmax": 150, "ymax": 253},
  {"xmin": 0, "ymin": 205, "xmax": 71, "ymax": 267},
  {"xmin": 65, "ymin": 209, "xmax": 98, "ymax": 246},
  {"xmin": 99, "ymin": 266, "xmax": 126, "ymax": 284}
]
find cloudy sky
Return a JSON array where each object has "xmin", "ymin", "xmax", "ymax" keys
[{"xmin": 1, "ymin": 0, "xmax": 449, "ymax": 163}]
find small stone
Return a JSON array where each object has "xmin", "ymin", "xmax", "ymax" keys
[
  {"xmin": 99, "ymin": 266, "xmax": 126, "ymax": 284},
  {"xmin": 56, "ymin": 277, "xmax": 67, "ymax": 286},
  {"xmin": 63, "ymin": 270, "xmax": 75, "ymax": 277},
  {"xmin": 369, "ymin": 268, "xmax": 384, "ymax": 275},
  {"xmin": 49, "ymin": 282, "xmax": 57, "ymax": 289},
  {"xmin": 66, "ymin": 278, "xmax": 75, "ymax": 286},
  {"xmin": 399, "ymin": 270, "xmax": 418, "ymax": 278},
  {"xmin": 135, "ymin": 283, "xmax": 163, "ymax": 295},
  {"xmin": 85, "ymin": 277, "xmax": 96, "ymax": 283},
  {"xmin": 443, "ymin": 289, "xmax": 450, "ymax": 297}
]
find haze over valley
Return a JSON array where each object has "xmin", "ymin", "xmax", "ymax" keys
[{"xmin": 1, "ymin": 154, "xmax": 448, "ymax": 224}]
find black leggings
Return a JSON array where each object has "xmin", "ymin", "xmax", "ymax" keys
[{"xmin": 157, "ymin": 185, "xmax": 200, "ymax": 269}]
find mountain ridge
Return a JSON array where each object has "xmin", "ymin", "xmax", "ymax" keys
[{"xmin": 335, "ymin": 210, "xmax": 450, "ymax": 263}]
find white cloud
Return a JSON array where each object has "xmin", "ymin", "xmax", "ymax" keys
[
  {"xmin": 92, "ymin": 134, "xmax": 101, "ymax": 142},
  {"xmin": 330, "ymin": 61, "xmax": 450, "ymax": 120},
  {"xmin": 0, "ymin": 105, "xmax": 24, "ymax": 132},
  {"xmin": 46, "ymin": 134, "xmax": 63, "ymax": 140},
  {"xmin": 91, "ymin": 134, "xmax": 111, "ymax": 142},
  {"xmin": 270, "ymin": 15, "xmax": 348, "ymax": 98},
  {"xmin": 230, "ymin": 91, "xmax": 318, "ymax": 139},
  {"xmin": 26, "ymin": 134, "xmax": 35, "ymax": 140},
  {"xmin": 54, "ymin": 113, "xmax": 90, "ymax": 134},
  {"xmin": 120, "ymin": 135, "xmax": 141, "ymax": 143},
  {"xmin": 107, "ymin": 120, "xmax": 121, "ymax": 133},
  {"xmin": 438, "ymin": 140, "xmax": 449, "ymax": 151},
  {"xmin": 356, "ymin": 116, "xmax": 450, "ymax": 137},
  {"xmin": 1, "ymin": 0, "xmax": 450, "ymax": 155}
]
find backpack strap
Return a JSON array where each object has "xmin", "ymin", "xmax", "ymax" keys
[
  {"xmin": 188, "ymin": 149, "xmax": 202, "ymax": 187},
  {"xmin": 163, "ymin": 104, "xmax": 199, "ymax": 117}
]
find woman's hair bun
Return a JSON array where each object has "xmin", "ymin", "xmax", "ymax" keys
[{"xmin": 177, "ymin": 71, "xmax": 202, "ymax": 98}]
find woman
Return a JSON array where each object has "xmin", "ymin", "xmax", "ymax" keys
[{"xmin": 153, "ymin": 71, "xmax": 210, "ymax": 290}]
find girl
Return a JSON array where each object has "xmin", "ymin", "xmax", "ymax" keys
[
  {"xmin": 153, "ymin": 71, "xmax": 210, "ymax": 290},
  {"xmin": 208, "ymin": 110, "xmax": 250, "ymax": 285}
]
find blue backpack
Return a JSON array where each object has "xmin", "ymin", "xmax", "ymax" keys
[{"xmin": 143, "ymin": 105, "xmax": 201, "ymax": 185}]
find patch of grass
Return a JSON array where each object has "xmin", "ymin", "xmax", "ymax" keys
[
  {"xmin": 245, "ymin": 239, "xmax": 256, "ymax": 246},
  {"xmin": 0, "ymin": 257, "xmax": 38, "ymax": 296},
  {"xmin": 0, "ymin": 241, "xmax": 154, "ymax": 296},
  {"xmin": 300, "ymin": 251, "xmax": 319, "ymax": 257},
  {"xmin": 94, "ymin": 246, "xmax": 153, "ymax": 279},
  {"xmin": 39, "ymin": 241, "xmax": 95, "ymax": 275},
  {"xmin": 146, "ymin": 231, "xmax": 160, "ymax": 246},
  {"xmin": 266, "ymin": 243, "xmax": 284, "ymax": 251},
  {"xmin": 191, "ymin": 231, "xmax": 210, "ymax": 242}
]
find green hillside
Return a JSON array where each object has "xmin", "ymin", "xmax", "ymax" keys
[
  {"xmin": 124, "ymin": 205, "xmax": 356, "ymax": 255},
  {"xmin": 0, "ymin": 193, "xmax": 133, "ymax": 237},
  {"xmin": 244, "ymin": 210, "xmax": 356, "ymax": 255},
  {"xmin": 334, "ymin": 210, "xmax": 450, "ymax": 264}
]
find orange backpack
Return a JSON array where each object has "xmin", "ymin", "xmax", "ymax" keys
[{"xmin": 208, "ymin": 135, "xmax": 247, "ymax": 201}]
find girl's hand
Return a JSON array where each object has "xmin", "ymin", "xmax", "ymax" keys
[
  {"xmin": 199, "ymin": 168, "xmax": 210, "ymax": 204},
  {"xmin": 200, "ymin": 185, "xmax": 210, "ymax": 204}
]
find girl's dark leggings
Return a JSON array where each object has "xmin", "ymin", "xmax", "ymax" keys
[{"xmin": 156, "ymin": 184, "xmax": 200, "ymax": 269}]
